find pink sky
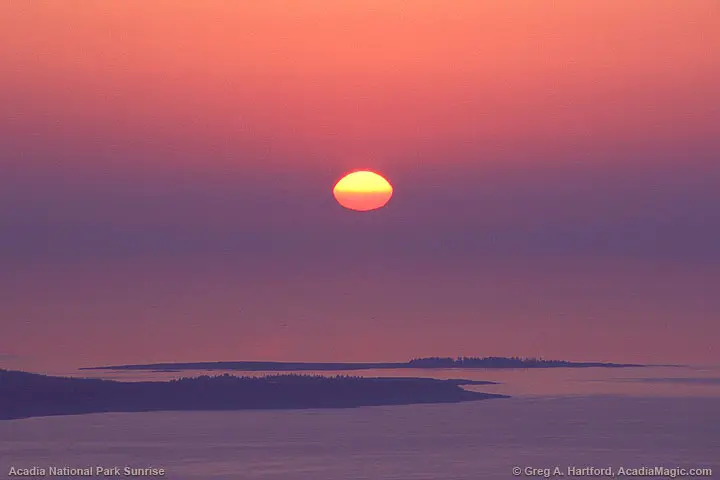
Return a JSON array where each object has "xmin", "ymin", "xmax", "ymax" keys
[{"xmin": 1, "ymin": 1, "xmax": 718, "ymax": 371}]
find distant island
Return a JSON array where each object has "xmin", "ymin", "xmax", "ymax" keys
[
  {"xmin": 0, "ymin": 370, "xmax": 506, "ymax": 421},
  {"xmin": 82, "ymin": 356, "xmax": 645, "ymax": 372}
]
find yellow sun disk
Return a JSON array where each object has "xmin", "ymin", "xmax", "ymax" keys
[
  {"xmin": 333, "ymin": 171, "xmax": 393, "ymax": 211},
  {"xmin": 333, "ymin": 171, "xmax": 393, "ymax": 193}
]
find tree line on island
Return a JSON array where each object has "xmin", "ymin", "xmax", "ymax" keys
[
  {"xmin": 81, "ymin": 356, "xmax": 644, "ymax": 372},
  {"xmin": 0, "ymin": 369, "xmax": 505, "ymax": 421},
  {"xmin": 407, "ymin": 356, "xmax": 637, "ymax": 368}
]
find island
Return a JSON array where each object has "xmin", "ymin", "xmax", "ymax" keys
[
  {"xmin": 81, "ymin": 356, "xmax": 645, "ymax": 373},
  {"xmin": 0, "ymin": 370, "xmax": 507, "ymax": 421}
]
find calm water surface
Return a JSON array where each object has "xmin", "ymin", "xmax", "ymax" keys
[{"xmin": 1, "ymin": 367, "xmax": 718, "ymax": 479}]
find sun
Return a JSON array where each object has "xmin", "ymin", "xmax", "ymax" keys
[{"xmin": 333, "ymin": 171, "xmax": 393, "ymax": 212}]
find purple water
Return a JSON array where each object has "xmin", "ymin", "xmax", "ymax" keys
[{"xmin": 1, "ymin": 367, "xmax": 718, "ymax": 479}]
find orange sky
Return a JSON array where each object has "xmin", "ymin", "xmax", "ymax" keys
[{"xmin": 2, "ymin": 1, "xmax": 718, "ymax": 174}]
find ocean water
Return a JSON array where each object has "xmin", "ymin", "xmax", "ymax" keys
[{"xmin": 1, "ymin": 367, "xmax": 718, "ymax": 480}]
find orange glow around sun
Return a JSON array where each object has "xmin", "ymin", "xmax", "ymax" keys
[{"xmin": 333, "ymin": 171, "xmax": 393, "ymax": 212}]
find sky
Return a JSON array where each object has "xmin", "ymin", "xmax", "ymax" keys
[{"xmin": 1, "ymin": 1, "xmax": 719, "ymax": 372}]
